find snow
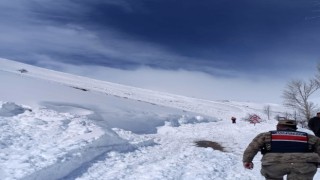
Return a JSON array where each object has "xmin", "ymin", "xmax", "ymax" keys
[{"xmin": 0, "ymin": 58, "xmax": 319, "ymax": 180}]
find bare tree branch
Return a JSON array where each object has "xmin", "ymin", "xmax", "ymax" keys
[{"xmin": 282, "ymin": 78, "xmax": 320, "ymax": 122}]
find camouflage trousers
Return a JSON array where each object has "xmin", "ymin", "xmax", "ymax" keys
[{"xmin": 261, "ymin": 162, "xmax": 317, "ymax": 180}]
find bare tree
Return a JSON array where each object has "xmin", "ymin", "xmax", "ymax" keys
[
  {"xmin": 315, "ymin": 63, "xmax": 320, "ymax": 85},
  {"xmin": 263, "ymin": 105, "xmax": 271, "ymax": 120},
  {"xmin": 282, "ymin": 79, "xmax": 320, "ymax": 123}
]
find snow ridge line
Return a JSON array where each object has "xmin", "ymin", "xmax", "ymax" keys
[{"xmin": 0, "ymin": 60, "xmax": 241, "ymax": 118}]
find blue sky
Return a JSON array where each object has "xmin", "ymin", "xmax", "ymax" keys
[{"xmin": 1, "ymin": 0, "xmax": 320, "ymax": 103}]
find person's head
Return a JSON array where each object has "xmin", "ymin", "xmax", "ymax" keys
[
  {"xmin": 276, "ymin": 119, "xmax": 297, "ymax": 131},
  {"xmin": 317, "ymin": 112, "xmax": 320, "ymax": 117}
]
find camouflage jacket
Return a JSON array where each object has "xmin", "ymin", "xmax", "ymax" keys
[
  {"xmin": 308, "ymin": 117, "xmax": 320, "ymax": 136},
  {"xmin": 243, "ymin": 131, "xmax": 320, "ymax": 165}
]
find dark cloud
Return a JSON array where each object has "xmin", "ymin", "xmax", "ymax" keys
[{"xmin": 0, "ymin": 0, "xmax": 319, "ymax": 77}]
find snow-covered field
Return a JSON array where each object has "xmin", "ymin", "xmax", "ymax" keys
[{"xmin": 0, "ymin": 58, "xmax": 319, "ymax": 180}]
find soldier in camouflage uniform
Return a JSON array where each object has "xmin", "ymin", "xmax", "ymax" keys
[{"xmin": 243, "ymin": 120, "xmax": 320, "ymax": 180}]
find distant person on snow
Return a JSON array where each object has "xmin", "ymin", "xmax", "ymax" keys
[
  {"xmin": 308, "ymin": 112, "xmax": 320, "ymax": 138},
  {"xmin": 231, "ymin": 116, "xmax": 236, "ymax": 123},
  {"xmin": 243, "ymin": 119, "xmax": 320, "ymax": 180}
]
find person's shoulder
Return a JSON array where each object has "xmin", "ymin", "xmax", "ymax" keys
[
  {"xmin": 307, "ymin": 134, "xmax": 320, "ymax": 144},
  {"xmin": 255, "ymin": 132, "xmax": 271, "ymax": 138},
  {"xmin": 310, "ymin": 117, "xmax": 320, "ymax": 121},
  {"xmin": 260, "ymin": 131, "xmax": 271, "ymax": 135},
  {"xmin": 308, "ymin": 133, "xmax": 319, "ymax": 139}
]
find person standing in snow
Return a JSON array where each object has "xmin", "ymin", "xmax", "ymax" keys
[
  {"xmin": 308, "ymin": 112, "xmax": 320, "ymax": 138},
  {"xmin": 243, "ymin": 119, "xmax": 320, "ymax": 180},
  {"xmin": 231, "ymin": 116, "xmax": 236, "ymax": 123}
]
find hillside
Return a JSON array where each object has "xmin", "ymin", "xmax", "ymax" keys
[{"xmin": 0, "ymin": 58, "xmax": 317, "ymax": 180}]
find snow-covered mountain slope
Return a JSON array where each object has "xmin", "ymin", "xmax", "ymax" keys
[
  {"xmin": 1, "ymin": 58, "xmax": 317, "ymax": 180},
  {"xmin": 0, "ymin": 58, "xmax": 283, "ymax": 119}
]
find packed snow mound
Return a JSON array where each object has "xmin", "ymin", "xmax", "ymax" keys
[
  {"xmin": 0, "ymin": 102, "xmax": 30, "ymax": 117},
  {"xmin": 0, "ymin": 102, "xmax": 131, "ymax": 180},
  {"xmin": 165, "ymin": 115, "xmax": 216, "ymax": 127}
]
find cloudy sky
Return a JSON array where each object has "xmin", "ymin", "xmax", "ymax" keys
[{"xmin": 1, "ymin": 0, "xmax": 320, "ymax": 103}]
